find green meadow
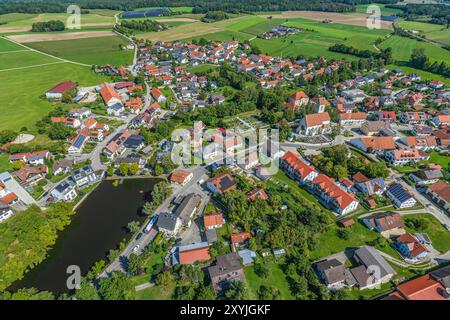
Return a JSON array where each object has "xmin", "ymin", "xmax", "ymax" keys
[
  {"xmin": 380, "ymin": 35, "xmax": 450, "ymax": 64},
  {"xmin": 0, "ymin": 37, "xmax": 24, "ymax": 52},
  {"xmin": 399, "ymin": 20, "xmax": 450, "ymax": 46},
  {"xmin": 26, "ymin": 36, "xmax": 134, "ymax": 66}
]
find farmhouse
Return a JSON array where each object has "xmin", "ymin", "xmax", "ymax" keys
[
  {"xmin": 362, "ymin": 212, "xmax": 405, "ymax": 238},
  {"xmin": 100, "ymin": 84, "xmax": 122, "ymax": 107},
  {"xmin": 349, "ymin": 136, "xmax": 395, "ymax": 153},
  {"xmin": 426, "ymin": 180, "xmax": 450, "ymax": 213},
  {"xmin": 298, "ymin": 112, "xmax": 331, "ymax": 136},
  {"xmin": 46, "ymin": 81, "xmax": 78, "ymax": 100}
]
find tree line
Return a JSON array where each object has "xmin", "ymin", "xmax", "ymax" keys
[
  {"xmin": 410, "ymin": 48, "xmax": 450, "ymax": 78},
  {"xmin": 31, "ymin": 20, "xmax": 65, "ymax": 32}
]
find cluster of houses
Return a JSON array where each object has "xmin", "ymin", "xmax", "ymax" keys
[{"xmin": 259, "ymin": 25, "xmax": 303, "ymax": 39}]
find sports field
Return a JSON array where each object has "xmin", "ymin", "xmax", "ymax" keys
[
  {"xmin": 26, "ymin": 35, "xmax": 134, "ymax": 66},
  {"xmin": 0, "ymin": 37, "xmax": 107, "ymax": 131}
]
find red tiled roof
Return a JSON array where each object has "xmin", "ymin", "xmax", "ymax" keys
[
  {"xmin": 47, "ymin": 81, "xmax": 77, "ymax": 94},
  {"xmin": 179, "ymin": 247, "xmax": 211, "ymax": 265},
  {"xmin": 247, "ymin": 188, "xmax": 269, "ymax": 201},
  {"xmin": 203, "ymin": 213, "xmax": 224, "ymax": 228},
  {"xmin": 100, "ymin": 84, "xmax": 121, "ymax": 104},
  {"xmin": 281, "ymin": 151, "xmax": 317, "ymax": 180},
  {"xmin": 396, "ymin": 232, "xmax": 428, "ymax": 258},
  {"xmin": 339, "ymin": 112, "xmax": 367, "ymax": 121},
  {"xmin": 231, "ymin": 232, "xmax": 251, "ymax": 245},
  {"xmin": 0, "ymin": 192, "xmax": 18, "ymax": 205},
  {"xmin": 396, "ymin": 274, "xmax": 446, "ymax": 300},
  {"xmin": 360, "ymin": 137, "xmax": 396, "ymax": 150},
  {"xmin": 311, "ymin": 174, "xmax": 357, "ymax": 210},
  {"xmin": 169, "ymin": 170, "xmax": 192, "ymax": 184},
  {"xmin": 305, "ymin": 112, "xmax": 330, "ymax": 127},
  {"xmin": 428, "ymin": 180, "xmax": 450, "ymax": 204}
]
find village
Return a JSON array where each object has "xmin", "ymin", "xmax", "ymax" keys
[{"xmin": 1, "ymin": 35, "xmax": 450, "ymax": 301}]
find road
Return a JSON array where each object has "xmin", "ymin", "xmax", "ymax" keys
[{"xmin": 100, "ymin": 165, "xmax": 209, "ymax": 276}]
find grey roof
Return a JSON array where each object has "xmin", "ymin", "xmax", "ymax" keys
[
  {"xmin": 157, "ymin": 212, "xmax": 178, "ymax": 232},
  {"xmin": 417, "ymin": 169, "xmax": 443, "ymax": 180},
  {"xmin": 208, "ymin": 252, "xmax": 243, "ymax": 278},
  {"xmin": 315, "ymin": 259, "xmax": 346, "ymax": 285},
  {"xmin": 238, "ymin": 249, "xmax": 256, "ymax": 265},
  {"xmin": 54, "ymin": 180, "xmax": 74, "ymax": 194},
  {"xmin": 53, "ymin": 158, "xmax": 74, "ymax": 172},
  {"xmin": 173, "ymin": 193, "xmax": 201, "ymax": 225},
  {"xmin": 354, "ymin": 246, "xmax": 396, "ymax": 279},
  {"xmin": 431, "ymin": 265, "xmax": 450, "ymax": 288},
  {"xmin": 72, "ymin": 165, "xmax": 94, "ymax": 181},
  {"xmin": 350, "ymin": 265, "xmax": 370, "ymax": 287},
  {"xmin": 205, "ymin": 228, "xmax": 217, "ymax": 243}
]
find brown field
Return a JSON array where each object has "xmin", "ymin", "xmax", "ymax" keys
[
  {"xmin": 258, "ymin": 11, "xmax": 393, "ymax": 29},
  {"xmin": 7, "ymin": 30, "xmax": 115, "ymax": 43}
]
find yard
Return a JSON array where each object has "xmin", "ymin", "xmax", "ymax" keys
[
  {"xmin": 244, "ymin": 258, "xmax": 295, "ymax": 300},
  {"xmin": 0, "ymin": 154, "xmax": 12, "ymax": 172},
  {"xmin": 404, "ymin": 214, "xmax": 450, "ymax": 254}
]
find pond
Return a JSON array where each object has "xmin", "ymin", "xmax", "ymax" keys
[{"xmin": 10, "ymin": 178, "xmax": 161, "ymax": 295}]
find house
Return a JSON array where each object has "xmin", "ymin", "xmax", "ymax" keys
[
  {"xmin": 298, "ymin": 112, "xmax": 331, "ymax": 136},
  {"xmin": 157, "ymin": 193, "xmax": 201, "ymax": 235},
  {"xmin": 13, "ymin": 165, "xmax": 47, "ymax": 186},
  {"xmin": 409, "ymin": 169, "xmax": 443, "ymax": 186},
  {"xmin": 238, "ymin": 249, "xmax": 256, "ymax": 265},
  {"xmin": 177, "ymin": 242, "xmax": 211, "ymax": 265},
  {"xmin": 71, "ymin": 165, "xmax": 97, "ymax": 189},
  {"xmin": 104, "ymin": 130, "xmax": 132, "ymax": 159},
  {"xmin": 411, "ymin": 125, "xmax": 433, "ymax": 136},
  {"xmin": 342, "ymin": 89, "xmax": 366, "ymax": 103},
  {"xmin": 377, "ymin": 111, "xmax": 397, "ymax": 122},
  {"xmin": 68, "ymin": 134, "xmax": 88, "ymax": 154},
  {"xmin": 360, "ymin": 120, "xmax": 391, "ymax": 136},
  {"xmin": 0, "ymin": 202, "xmax": 13, "ymax": 223},
  {"xmin": 203, "ymin": 212, "xmax": 224, "ymax": 230},
  {"xmin": 351, "ymin": 246, "xmax": 396, "ymax": 290},
  {"xmin": 394, "ymin": 232, "xmax": 428, "ymax": 263},
  {"xmin": 280, "ymin": 151, "xmax": 318, "ymax": 185},
  {"xmin": 429, "ymin": 80, "xmax": 444, "ymax": 89},
  {"xmin": 46, "ymin": 81, "xmax": 77, "ymax": 100},
  {"xmin": 309, "ymin": 174, "xmax": 359, "ymax": 215},
  {"xmin": 69, "ymin": 108, "xmax": 91, "ymax": 119},
  {"xmin": 385, "ymin": 148, "xmax": 428, "ymax": 166},
  {"xmin": 349, "ymin": 136, "xmax": 395, "ymax": 153},
  {"xmin": 339, "ymin": 112, "xmax": 367, "ymax": 126},
  {"xmin": 150, "ymin": 87, "xmax": 166, "ymax": 103},
  {"xmin": 51, "ymin": 116, "xmax": 81, "ymax": 128},
  {"xmin": 107, "ymin": 103, "xmax": 125, "ymax": 117},
  {"xmin": 169, "ymin": 170, "xmax": 193, "ymax": 186},
  {"xmin": 238, "ymin": 152, "xmax": 259, "ymax": 170},
  {"xmin": 206, "ymin": 173, "xmax": 237, "ymax": 195},
  {"xmin": 114, "ymin": 154, "xmax": 147, "ymax": 169},
  {"xmin": 100, "ymin": 84, "xmax": 122, "ymax": 107},
  {"xmin": 352, "ymin": 172, "xmax": 386, "ymax": 196},
  {"xmin": 315, "ymin": 259, "xmax": 352, "ymax": 290},
  {"xmin": 247, "ymin": 188, "xmax": 269, "ymax": 201},
  {"xmin": 426, "ymin": 180, "xmax": 450, "ymax": 213},
  {"xmin": 51, "ymin": 180, "xmax": 77, "ymax": 202},
  {"xmin": 312, "ymin": 97, "xmax": 330, "ymax": 113},
  {"xmin": 9, "ymin": 150, "xmax": 50, "ymax": 165},
  {"xmin": 386, "ymin": 183, "xmax": 417, "ymax": 209},
  {"xmin": 388, "ymin": 266, "xmax": 450, "ymax": 300},
  {"xmin": 286, "ymin": 91, "xmax": 309, "ymax": 110},
  {"xmin": 208, "ymin": 252, "xmax": 244, "ymax": 292},
  {"xmin": 231, "ymin": 232, "xmax": 251, "ymax": 248},
  {"xmin": 431, "ymin": 114, "xmax": 450, "ymax": 128},
  {"xmin": 401, "ymin": 136, "xmax": 437, "ymax": 151},
  {"xmin": 401, "ymin": 112, "xmax": 428, "ymax": 125},
  {"xmin": 52, "ymin": 159, "xmax": 75, "ymax": 176},
  {"xmin": 0, "ymin": 181, "xmax": 18, "ymax": 211},
  {"xmin": 362, "ymin": 212, "xmax": 405, "ymax": 238}
]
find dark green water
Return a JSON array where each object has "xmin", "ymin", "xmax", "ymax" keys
[{"xmin": 10, "ymin": 178, "xmax": 161, "ymax": 295}]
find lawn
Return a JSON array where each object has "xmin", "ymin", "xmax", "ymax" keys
[
  {"xmin": 404, "ymin": 214, "xmax": 450, "ymax": 254},
  {"xmin": 239, "ymin": 18, "xmax": 285, "ymax": 36},
  {"xmin": 310, "ymin": 220, "xmax": 399, "ymax": 261},
  {"xmin": 26, "ymin": 36, "xmax": 134, "ymax": 66},
  {"xmin": 226, "ymin": 16, "xmax": 266, "ymax": 31},
  {"xmin": 244, "ymin": 259, "xmax": 295, "ymax": 300},
  {"xmin": 385, "ymin": 64, "xmax": 450, "ymax": 87},
  {"xmin": 135, "ymin": 282, "xmax": 176, "ymax": 300},
  {"xmin": 0, "ymin": 62, "xmax": 107, "ymax": 131},
  {"xmin": 427, "ymin": 151, "xmax": 450, "ymax": 168},
  {"xmin": 0, "ymin": 154, "xmax": 12, "ymax": 172}
]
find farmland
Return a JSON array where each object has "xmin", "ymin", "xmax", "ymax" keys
[
  {"xmin": 0, "ymin": 37, "xmax": 107, "ymax": 131},
  {"xmin": 0, "ymin": 12, "xmax": 115, "ymax": 33},
  {"xmin": 26, "ymin": 35, "xmax": 134, "ymax": 66},
  {"xmin": 399, "ymin": 20, "xmax": 450, "ymax": 46}
]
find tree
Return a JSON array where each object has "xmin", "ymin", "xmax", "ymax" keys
[
  {"xmin": 75, "ymin": 279, "xmax": 100, "ymax": 300},
  {"xmin": 119, "ymin": 163, "xmax": 129, "ymax": 176},
  {"xmin": 253, "ymin": 257, "xmax": 270, "ymax": 278},
  {"xmin": 98, "ymin": 271, "xmax": 135, "ymax": 300},
  {"xmin": 127, "ymin": 253, "xmax": 143, "ymax": 275},
  {"xmin": 155, "ymin": 270, "xmax": 173, "ymax": 287},
  {"xmin": 5, "ymin": 288, "xmax": 54, "ymax": 300},
  {"xmin": 410, "ymin": 48, "xmax": 428, "ymax": 70},
  {"xmin": 128, "ymin": 163, "xmax": 140, "ymax": 175},
  {"xmin": 48, "ymin": 122, "xmax": 72, "ymax": 140},
  {"xmin": 224, "ymin": 281, "xmax": 249, "ymax": 300},
  {"xmin": 127, "ymin": 220, "xmax": 141, "ymax": 233},
  {"xmin": 107, "ymin": 166, "xmax": 114, "ymax": 177},
  {"xmin": 91, "ymin": 259, "xmax": 106, "ymax": 276},
  {"xmin": 0, "ymin": 129, "xmax": 18, "ymax": 145},
  {"xmin": 196, "ymin": 285, "xmax": 217, "ymax": 300}
]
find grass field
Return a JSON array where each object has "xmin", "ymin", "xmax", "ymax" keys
[
  {"xmin": 0, "ymin": 36, "xmax": 25, "ymax": 52},
  {"xmin": 0, "ymin": 154, "xmax": 13, "ymax": 172},
  {"xmin": 26, "ymin": 36, "xmax": 133, "ymax": 66},
  {"xmin": 0, "ymin": 50, "xmax": 60, "ymax": 70},
  {"xmin": 0, "ymin": 61, "xmax": 107, "ymax": 131},
  {"xmin": 380, "ymin": 35, "xmax": 450, "ymax": 64},
  {"xmin": 385, "ymin": 64, "xmax": 450, "ymax": 86},
  {"xmin": 353, "ymin": 3, "xmax": 403, "ymax": 15},
  {"xmin": 399, "ymin": 20, "xmax": 450, "ymax": 46}
]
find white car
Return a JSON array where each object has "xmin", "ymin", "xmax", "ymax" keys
[{"xmin": 133, "ymin": 245, "xmax": 140, "ymax": 253}]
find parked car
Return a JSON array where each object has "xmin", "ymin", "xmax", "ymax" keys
[{"xmin": 133, "ymin": 244, "xmax": 140, "ymax": 253}]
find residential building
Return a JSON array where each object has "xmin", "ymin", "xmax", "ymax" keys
[
  {"xmin": 100, "ymin": 84, "xmax": 122, "ymax": 107},
  {"xmin": 360, "ymin": 120, "xmax": 391, "ymax": 136},
  {"xmin": 71, "ymin": 165, "xmax": 97, "ymax": 189},
  {"xmin": 177, "ymin": 242, "xmax": 211, "ymax": 265},
  {"xmin": 362, "ymin": 212, "xmax": 405, "ymax": 238},
  {"xmin": 169, "ymin": 170, "xmax": 193, "ymax": 186},
  {"xmin": 298, "ymin": 112, "xmax": 331, "ymax": 136},
  {"xmin": 9, "ymin": 150, "xmax": 50, "ymax": 165},
  {"xmin": 385, "ymin": 148, "xmax": 429, "ymax": 166},
  {"xmin": 52, "ymin": 159, "xmax": 74, "ymax": 176},
  {"xmin": 426, "ymin": 180, "xmax": 450, "ymax": 213},
  {"xmin": 315, "ymin": 259, "xmax": 353, "ymax": 290},
  {"xmin": 247, "ymin": 188, "xmax": 269, "ymax": 201},
  {"xmin": 286, "ymin": 91, "xmax": 309, "ymax": 110},
  {"xmin": 280, "ymin": 151, "xmax": 318, "ymax": 185},
  {"xmin": 309, "ymin": 174, "xmax": 359, "ymax": 215},
  {"xmin": 203, "ymin": 212, "xmax": 224, "ymax": 230},
  {"xmin": 386, "ymin": 183, "xmax": 417, "ymax": 208},
  {"xmin": 400, "ymin": 136, "xmax": 437, "ymax": 151},
  {"xmin": 352, "ymin": 172, "xmax": 386, "ymax": 196},
  {"xmin": 150, "ymin": 87, "xmax": 166, "ymax": 103},
  {"xmin": 206, "ymin": 173, "xmax": 237, "ymax": 195},
  {"xmin": 157, "ymin": 194, "xmax": 201, "ymax": 235},
  {"xmin": 394, "ymin": 232, "xmax": 428, "ymax": 263},
  {"xmin": 51, "ymin": 181, "xmax": 77, "ymax": 202},
  {"xmin": 339, "ymin": 112, "xmax": 367, "ymax": 126},
  {"xmin": 349, "ymin": 136, "xmax": 396, "ymax": 153},
  {"xmin": 409, "ymin": 169, "xmax": 443, "ymax": 186},
  {"xmin": 431, "ymin": 114, "xmax": 450, "ymax": 128},
  {"xmin": 208, "ymin": 252, "xmax": 244, "ymax": 292},
  {"xmin": 401, "ymin": 112, "xmax": 428, "ymax": 125},
  {"xmin": 0, "ymin": 202, "xmax": 13, "ymax": 223},
  {"xmin": 13, "ymin": 165, "xmax": 47, "ymax": 186},
  {"xmin": 231, "ymin": 232, "xmax": 251, "ymax": 248}
]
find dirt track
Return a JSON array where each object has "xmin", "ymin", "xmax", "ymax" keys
[
  {"xmin": 258, "ymin": 11, "xmax": 393, "ymax": 29},
  {"xmin": 7, "ymin": 30, "xmax": 116, "ymax": 43}
]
